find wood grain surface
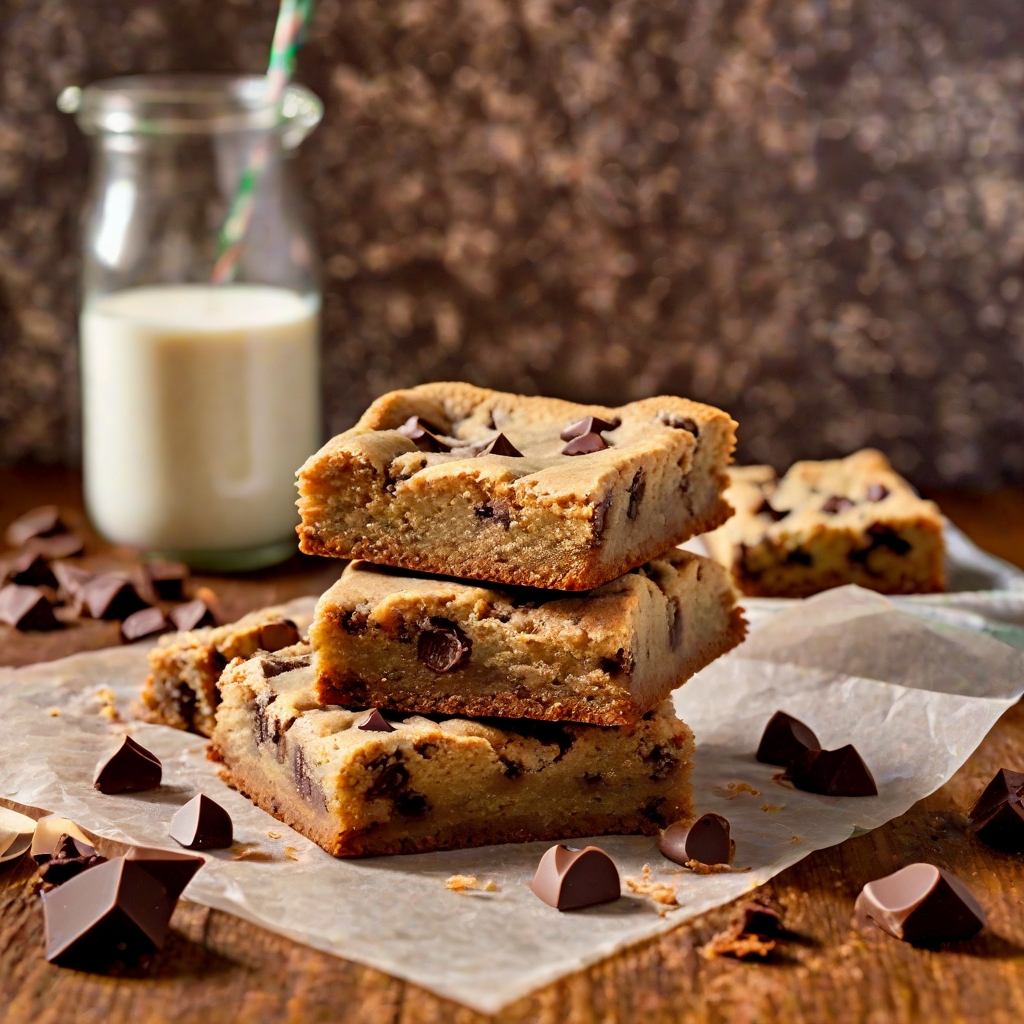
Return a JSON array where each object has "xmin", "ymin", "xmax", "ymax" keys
[{"xmin": 3, "ymin": 466, "xmax": 1024, "ymax": 1024}]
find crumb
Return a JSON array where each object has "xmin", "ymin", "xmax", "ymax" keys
[
  {"xmin": 93, "ymin": 688, "xmax": 117, "ymax": 704},
  {"xmin": 625, "ymin": 864, "xmax": 678, "ymax": 911},
  {"xmin": 46, "ymin": 707, "xmax": 60, "ymax": 717},
  {"xmin": 761, "ymin": 803, "xmax": 786, "ymax": 813},
  {"xmin": 267, "ymin": 830, "xmax": 282, "ymax": 839},
  {"xmin": 98, "ymin": 704, "xmax": 121, "ymax": 721},
  {"xmin": 232, "ymin": 848, "xmax": 275, "ymax": 862},
  {"xmin": 713, "ymin": 781, "xmax": 761, "ymax": 799},
  {"xmin": 284, "ymin": 846, "xmax": 299, "ymax": 861},
  {"xmin": 444, "ymin": 874, "xmax": 499, "ymax": 893},
  {"xmin": 701, "ymin": 930, "xmax": 776, "ymax": 960},
  {"xmin": 791, "ymin": 835, "xmax": 803, "ymax": 844},
  {"xmin": 684, "ymin": 860, "xmax": 751, "ymax": 875}
]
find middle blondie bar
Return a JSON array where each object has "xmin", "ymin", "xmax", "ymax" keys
[{"xmin": 310, "ymin": 549, "xmax": 745, "ymax": 726}]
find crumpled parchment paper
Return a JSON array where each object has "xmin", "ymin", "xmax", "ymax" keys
[{"xmin": 2, "ymin": 527, "xmax": 1024, "ymax": 1013}]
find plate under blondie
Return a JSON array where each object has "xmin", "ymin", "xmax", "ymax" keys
[
  {"xmin": 702, "ymin": 449, "xmax": 945, "ymax": 598},
  {"xmin": 296, "ymin": 382, "xmax": 736, "ymax": 591},
  {"xmin": 210, "ymin": 647, "xmax": 694, "ymax": 857},
  {"xmin": 310, "ymin": 550, "xmax": 745, "ymax": 726}
]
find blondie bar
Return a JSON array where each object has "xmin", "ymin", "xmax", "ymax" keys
[
  {"xmin": 211, "ymin": 649, "xmax": 694, "ymax": 857},
  {"xmin": 702, "ymin": 450, "xmax": 945, "ymax": 598},
  {"xmin": 297, "ymin": 383, "xmax": 736, "ymax": 590},
  {"xmin": 311, "ymin": 550, "xmax": 745, "ymax": 725}
]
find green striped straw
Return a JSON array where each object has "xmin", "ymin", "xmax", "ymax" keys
[{"xmin": 211, "ymin": 0, "xmax": 313, "ymax": 284}]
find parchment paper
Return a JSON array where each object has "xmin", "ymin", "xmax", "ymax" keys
[{"xmin": 2, "ymin": 527, "xmax": 1024, "ymax": 1013}]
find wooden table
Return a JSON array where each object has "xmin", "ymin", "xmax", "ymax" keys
[{"xmin": 2, "ymin": 465, "xmax": 1024, "ymax": 1023}]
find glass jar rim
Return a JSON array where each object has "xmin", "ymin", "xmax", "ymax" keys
[{"xmin": 62, "ymin": 74, "xmax": 322, "ymax": 137}]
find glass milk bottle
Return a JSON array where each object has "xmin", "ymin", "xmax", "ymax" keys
[{"xmin": 62, "ymin": 75, "xmax": 323, "ymax": 570}]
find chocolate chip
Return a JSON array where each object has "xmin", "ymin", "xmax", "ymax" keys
[
  {"xmin": 358, "ymin": 709, "xmax": 395, "ymax": 732},
  {"xmin": 475, "ymin": 498, "xmax": 512, "ymax": 528},
  {"xmin": 627, "ymin": 469, "xmax": 646, "ymax": 522},
  {"xmin": 559, "ymin": 415, "xmax": 621, "ymax": 441},
  {"xmin": 866, "ymin": 484, "xmax": 890, "ymax": 502},
  {"xmin": 785, "ymin": 547, "xmax": 813, "ymax": 566},
  {"xmin": 168, "ymin": 794, "xmax": 233, "ymax": 850},
  {"xmin": 395, "ymin": 791, "xmax": 429, "ymax": 817},
  {"xmin": 755, "ymin": 498, "xmax": 788, "ymax": 522},
  {"xmin": 0, "ymin": 584, "xmax": 59, "ymax": 631},
  {"xmin": 367, "ymin": 760, "xmax": 409, "ymax": 799},
  {"xmin": 77, "ymin": 574, "xmax": 150, "ymax": 620},
  {"xmin": 292, "ymin": 747, "xmax": 327, "ymax": 811},
  {"xmin": 865, "ymin": 524, "xmax": 912, "ymax": 555},
  {"xmin": 476, "ymin": 432, "xmax": 524, "ymax": 458},
  {"xmin": 396, "ymin": 415, "xmax": 451, "ymax": 453},
  {"xmin": 644, "ymin": 745, "xmax": 679, "ymax": 781},
  {"xmin": 640, "ymin": 797, "xmax": 669, "ymax": 827},
  {"xmin": 5, "ymin": 505, "xmax": 64, "ymax": 548},
  {"xmin": 124, "ymin": 845, "xmax": 204, "ymax": 901},
  {"xmin": 143, "ymin": 560, "xmax": 189, "ymax": 601},
  {"xmin": 737, "ymin": 902, "xmax": 782, "ymax": 937},
  {"xmin": 590, "ymin": 493, "xmax": 612, "ymax": 545},
  {"xmin": 967, "ymin": 768, "xmax": 1024, "ymax": 851},
  {"xmin": 93, "ymin": 735, "xmax": 162, "ymax": 794},
  {"xmin": 121, "ymin": 607, "xmax": 170, "ymax": 643},
  {"xmin": 52, "ymin": 562, "xmax": 95, "ymax": 602},
  {"xmin": 169, "ymin": 599, "xmax": 215, "ymax": 632},
  {"xmin": 821, "ymin": 495, "xmax": 855, "ymax": 514},
  {"xmin": 658, "ymin": 413, "xmax": 700, "ymax": 435},
  {"xmin": 258, "ymin": 651, "xmax": 311, "ymax": 677},
  {"xmin": 756, "ymin": 711, "xmax": 821, "ymax": 767},
  {"xmin": 530, "ymin": 845, "xmax": 621, "ymax": 910},
  {"xmin": 258, "ymin": 619, "xmax": 302, "ymax": 651},
  {"xmin": 562, "ymin": 432, "xmax": 609, "ymax": 456},
  {"xmin": 417, "ymin": 620, "xmax": 471, "ymax": 672},
  {"xmin": 38, "ymin": 834, "xmax": 107, "ymax": 887},
  {"xmin": 854, "ymin": 863, "xmax": 985, "ymax": 944},
  {"xmin": 788, "ymin": 744, "xmax": 877, "ymax": 797},
  {"xmin": 658, "ymin": 813, "xmax": 733, "ymax": 866}
]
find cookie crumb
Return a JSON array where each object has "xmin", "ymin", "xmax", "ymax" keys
[
  {"xmin": 445, "ymin": 874, "xmax": 500, "ymax": 893},
  {"xmin": 46, "ymin": 707, "xmax": 60, "ymax": 717},
  {"xmin": 98, "ymin": 704, "xmax": 121, "ymax": 721},
  {"xmin": 93, "ymin": 688, "xmax": 117, "ymax": 704},
  {"xmin": 702, "ymin": 930, "xmax": 776, "ymax": 960},
  {"xmin": 625, "ymin": 864, "xmax": 678, "ymax": 911},
  {"xmin": 267, "ymin": 830, "xmax": 282, "ymax": 839},
  {"xmin": 713, "ymin": 781, "xmax": 761, "ymax": 799},
  {"xmin": 684, "ymin": 860, "xmax": 751, "ymax": 875},
  {"xmin": 284, "ymin": 846, "xmax": 299, "ymax": 861},
  {"xmin": 761, "ymin": 802, "xmax": 785, "ymax": 813}
]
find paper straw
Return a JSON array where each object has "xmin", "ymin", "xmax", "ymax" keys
[{"xmin": 211, "ymin": 0, "xmax": 313, "ymax": 284}]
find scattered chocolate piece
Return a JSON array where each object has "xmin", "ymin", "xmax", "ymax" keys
[
  {"xmin": 396, "ymin": 415, "xmax": 451, "ymax": 453},
  {"xmin": 821, "ymin": 495, "xmax": 855, "ymax": 514},
  {"xmin": 530, "ymin": 844, "xmax": 621, "ymax": 910},
  {"xmin": 258, "ymin": 618, "xmax": 302, "ymax": 651},
  {"xmin": 121, "ymin": 607, "xmax": 170, "ymax": 643},
  {"xmin": 142, "ymin": 560, "xmax": 189, "ymax": 601},
  {"xmin": 169, "ymin": 599, "xmax": 216, "ymax": 632},
  {"xmin": 476, "ymin": 433, "xmax": 524, "ymax": 458},
  {"xmin": 418, "ymin": 621, "xmax": 471, "ymax": 672},
  {"xmin": 0, "ymin": 584, "xmax": 59, "ymax": 631},
  {"xmin": 967, "ymin": 768, "xmax": 1024, "ymax": 852},
  {"xmin": 854, "ymin": 863, "xmax": 985, "ymax": 944},
  {"xmin": 38, "ymin": 834, "xmax": 107, "ymax": 887},
  {"xmin": 77, "ymin": 574, "xmax": 150, "ymax": 620},
  {"xmin": 658, "ymin": 813, "xmax": 734, "ymax": 866},
  {"xmin": 124, "ymin": 845, "xmax": 204, "ymax": 901},
  {"xmin": 5, "ymin": 505, "xmax": 64, "ymax": 548},
  {"xmin": 28, "ymin": 533, "xmax": 85, "ymax": 560},
  {"xmin": 42, "ymin": 856, "xmax": 175, "ymax": 968},
  {"xmin": 789, "ymin": 745, "xmax": 877, "ymax": 797},
  {"xmin": 736, "ymin": 901, "xmax": 782, "ymax": 937},
  {"xmin": 32, "ymin": 817, "xmax": 93, "ymax": 863},
  {"xmin": 169, "ymin": 794, "xmax": 233, "ymax": 850},
  {"xmin": 561, "ymin": 432, "xmax": 609, "ymax": 456},
  {"xmin": 358, "ymin": 709, "xmax": 396, "ymax": 733},
  {"xmin": 2, "ymin": 549, "xmax": 58, "ymax": 588},
  {"xmin": 52, "ymin": 562, "xmax": 96, "ymax": 602},
  {"xmin": 559, "ymin": 415, "xmax": 621, "ymax": 441},
  {"xmin": 756, "ymin": 711, "xmax": 821, "ymax": 768},
  {"xmin": 93, "ymin": 735, "xmax": 162, "ymax": 794},
  {"xmin": 866, "ymin": 484, "xmax": 890, "ymax": 502}
]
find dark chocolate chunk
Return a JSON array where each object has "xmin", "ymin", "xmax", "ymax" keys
[
  {"xmin": 789, "ymin": 744, "xmax": 877, "ymax": 797},
  {"xmin": 28, "ymin": 533, "xmax": 85, "ymax": 560},
  {"xmin": 821, "ymin": 495, "xmax": 855, "ymax": 514},
  {"xmin": 736, "ymin": 901, "xmax": 782, "ymax": 936},
  {"xmin": 121, "ymin": 607, "xmax": 170, "ymax": 643},
  {"xmin": 52, "ymin": 562, "xmax": 96, "ymax": 602},
  {"xmin": 124, "ymin": 845, "xmax": 204, "ymax": 901},
  {"xmin": 476, "ymin": 433, "xmax": 524, "ymax": 458},
  {"xmin": 169, "ymin": 599, "xmax": 216, "ymax": 632},
  {"xmin": 561, "ymin": 432, "xmax": 609, "ymax": 456},
  {"xmin": 418, "ymin": 620, "xmax": 471, "ymax": 672},
  {"xmin": 42, "ymin": 856, "xmax": 175, "ymax": 968},
  {"xmin": 38, "ymin": 834, "xmax": 107, "ymax": 887},
  {"xmin": 0, "ymin": 584, "xmax": 59, "ymax": 631},
  {"xmin": 169, "ymin": 794, "xmax": 233, "ymax": 850},
  {"xmin": 658, "ymin": 413, "xmax": 700, "ymax": 435},
  {"xmin": 358, "ymin": 709, "xmax": 396, "ymax": 733},
  {"xmin": 866, "ymin": 484, "xmax": 890, "ymax": 502},
  {"xmin": 396, "ymin": 415, "xmax": 451, "ymax": 453},
  {"xmin": 658, "ymin": 813, "xmax": 733, "ymax": 866},
  {"xmin": 967, "ymin": 768, "xmax": 1024, "ymax": 852},
  {"xmin": 627, "ymin": 469, "xmax": 646, "ymax": 522},
  {"xmin": 864, "ymin": 524, "xmax": 912, "ymax": 555},
  {"xmin": 258, "ymin": 651, "xmax": 311, "ymax": 677},
  {"xmin": 5, "ymin": 505, "xmax": 64, "ymax": 548},
  {"xmin": 755, "ymin": 498, "xmax": 788, "ymax": 522},
  {"xmin": 559, "ymin": 415, "xmax": 621, "ymax": 441},
  {"xmin": 93, "ymin": 735, "xmax": 162, "ymax": 794},
  {"xmin": 854, "ymin": 863, "xmax": 985, "ymax": 944},
  {"xmin": 2, "ymin": 548, "xmax": 58, "ymax": 588},
  {"xmin": 143, "ymin": 560, "xmax": 190, "ymax": 601},
  {"xmin": 77, "ymin": 574, "xmax": 150, "ymax": 620},
  {"xmin": 366, "ymin": 759, "xmax": 409, "ymax": 799},
  {"xmin": 258, "ymin": 619, "xmax": 302, "ymax": 651},
  {"xmin": 531, "ymin": 844, "xmax": 620, "ymax": 910},
  {"xmin": 785, "ymin": 547, "xmax": 814, "ymax": 566},
  {"xmin": 756, "ymin": 711, "xmax": 821, "ymax": 767},
  {"xmin": 475, "ymin": 498, "xmax": 512, "ymax": 528}
]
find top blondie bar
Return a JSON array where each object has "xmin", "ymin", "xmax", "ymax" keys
[{"xmin": 297, "ymin": 383, "xmax": 736, "ymax": 590}]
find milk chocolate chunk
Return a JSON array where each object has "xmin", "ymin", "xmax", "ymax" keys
[
  {"xmin": 476, "ymin": 433, "xmax": 524, "ymax": 458},
  {"xmin": 77, "ymin": 574, "xmax": 150, "ymax": 620},
  {"xmin": 29, "ymin": 533, "xmax": 85, "ymax": 560},
  {"xmin": 358, "ymin": 709, "xmax": 395, "ymax": 733},
  {"xmin": 418, "ymin": 621, "xmax": 471, "ymax": 672},
  {"xmin": 2, "ymin": 549, "xmax": 58, "ymax": 588},
  {"xmin": 559, "ymin": 415, "xmax": 621, "ymax": 441},
  {"xmin": 756, "ymin": 711, "xmax": 821, "ymax": 768},
  {"xmin": 124, "ymin": 845, "xmax": 204, "ymax": 901},
  {"xmin": 530, "ymin": 844, "xmax": 621, "ymax": 910},
  {"xmin": 258, "ymin": 618, "xmax": 302, "ymax": 651},
  {"xmin": 52, "ymin": 562, "xmax": 96, "ymax": 602},
  {"xmin": 121, "ymin": 607, "xmax": 170, "ymax": 643},
  {"xmin": 967, "ymin": 768, "xmax": 1024, "ymax": 852},
  {"xmin": 38, "ymin": 834, "xmax": 107, "ymax": 887},
  {"xmin": 5, "ymin": 505, "xmax": 64, "ymax": 548},
  {"xmin": 169, "ymin": 794, "xmax": 233, "ymax": 850},
  {"xmin": 789, "ymin": 744, "xmax": 877, "ymax": 797},
  {"xmin": 396, "ymin": 415, "xmax": 451, "ymax": 453},
  {"xmin": 737, "ymin": 901, "xmax": 782, "ymax": 936},
  {"xmin": 562, "ymin": 432, "xmax": 609, "ymax": 456},
  {"xmin": 658, "ymin": 813, "xmax": 733, "ymax": 866},
  {"xmin": 42, "ymin": 856, "xmax": 174, "ymax": 968},
  {"xmin": 821, "ymin": 495, "xmax": 855, "ymax": 514},
  {"xmin": 169, "ymin": 599, "xmax": 216, "ymax": 632},
  {"xmin": 142, "ymin": 559, "xmax": 189, "ymax": 601},
  {"xmin": 854, "ymin": 863, "xmax": 985, "ymax": 944},
  {"xmin": 93, "ymin": 736, "xmax": 162, "ymax": 794},
  {"xmin": 0, "ymin": 584, "xmax": 59, "ymax": 631}
]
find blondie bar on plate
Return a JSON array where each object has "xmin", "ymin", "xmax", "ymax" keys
[
  {"xmin": 211, "ymin": 648, "xmax": 694, "ymax": 857},
  {"xmin": 296, "ymin": 382, "xmax": 736, "ymax": 591},
  {"xmin": 310, "ymin": 550, "xmax": 745, "ymax": 725},
  {"xmin": 702, "ymin": 449, "xmax": 945, "ymax": 598}
]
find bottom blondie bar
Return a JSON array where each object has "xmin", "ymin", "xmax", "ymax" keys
[{"xmin": 211, "ymin": 647, "xmax": 694, "ymax": 857}]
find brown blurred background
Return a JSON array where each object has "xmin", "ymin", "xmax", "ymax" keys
[{"xmin": 2, "ymin": 0, "xmax": 1023, "ymax": 487}]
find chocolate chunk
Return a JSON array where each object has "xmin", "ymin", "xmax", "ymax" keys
[
  {"xmin": 396, "ymin": 415, "xmax": 451, "ymax": 453},
  {"xmin": 366, "ymin": 759, "xmax": 409, "ymax": 799},
  {"xmin": 967, "ymin": 768, "xmax": 1024, "ymax": 852},
  {"xmin": 258, "ymin": 651, "xmax": 311, "ymax": 677},
  {"xmin": 866, "ymin": 484, "xmax": 890, "ymax": 502},
  {"xmin": 627, "ymin": 469, "xmax": 646, "ymax": 522},
  {"xmin": 258, "ymin": 619, "xmax": 302, "ymax": 651},
  {"xmin": 475, "ymin": 499, "xmax": 512, "ymax": 528},
  {"xmin": 169, "ymin": 599, "xmax": 216, "ymax": 632},
  {"xmin": 42, "ymin": 856, "xmax": 175, "ymax": 968},
  {"xmin": 756, "ymin": 711, "xmax": 821, "ymax": 767},
  {"xmin": 2, "ymin": 548, "xmax": 58, "ymax": 588},
  {"xmin": 530, "ymin": 844, "xmax": 621, "ymax": 910},
  {"xmin": 559, "ymin": 415, "xmax": 621, "ymax": 441},
  {"xmin": 0, "ymin": 584, "xmax": 59, "ymax": 631},
  {"xmin": 358, "ymin": 709, "xmax": 395, "ymax": 733},
  {"xmin": 28, "ymin": 533, "xmax": 85, "ymax": 560},
  {"xmin": 38, "ymin": 834, "xmax": 107, "ymax": 887},
  {"xmin": 52, "ymin": 562, "xmax": 96, "ymax": 602},
  {"xmin": 789, "ymin": 744, "xmax": 877, "ymax": 797},
  {"xmin": 93, "ymin": 735, "xmax": 162, "ymax": 794},
  {"xmin": 865, "ymin": 524, "xmax": 912, "ymax": 555},
  {"xmin": 854, "ymin": 863, "xmax": 985, "ymax": 944},
  {"xmin": 658, "ymin": 413, "xmax": 700, "ymax": 435},
  {"xmin": 77, "ymin": 574, "xmax": 150, "ymax": 620},
  {"xmin": 169, "ymin": 794, "xmax": 233, "ymax": 850},
  {"xmin": 123, "ymin": 845, "xmax": 204, "ymax": 901},
  {"xmin": 143, "ymin": 560, "xmax": 189, "ymax": 601},
  {"xmin": 418, "ymin": 620, "xmax": 471, "ymax": 672},
  {"xmin": 736, "ymin": 901, "xmax": 782, "ymax": 937},
  {"xmin": 821, "ymin": 495, "xmax": 855, "ymax": 514},
  {"xmin": 755, "ymin": 498, "xmax": 787, "ymax": 522},
  {"xmin": 658, "ymin": 813, "xmax": 733, "ymax": 866},
  {"xmin": 561, "ymin": 432, "xmax": 609, "ymax": 456},
  {"xmin": 32, "ymin": 817, "xmax": 94, "ymax": 863},
  {"xmin": 476, "ymin": 433, "xmax": 524, "ymax": 458},
  {"xmin": 121, "ymin": 607, "xmax": 170, "ymax": 643},
  {"xmin": 5, "ymin": 505, "xmax": 64, "ymax": 548}
]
